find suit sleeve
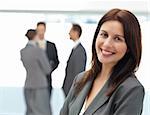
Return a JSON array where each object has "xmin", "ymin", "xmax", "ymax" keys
[
  {"xmin": 51, "ymin": 43, "xmax": 59, "ymax": 71},
  {"xmin": 72, "ymin": 49, "xmax": 87, "ymax": 77},
  {"xmin": 38, "ymin": 49, "xmax": 52, "ymax": 75},
  {"xmin": 20, "ymin": 50, "xmax": 23, "ymax": 61},
  {"xmin": 60, "ymin": 75, "xmax": 78, "ymax": 115},
  {"xmin": 113, "ymin": 85, "xmax": 145, "ymax": 115},
  {"xmin": 20, "ymin": 50, "xmax": 24, "ymax": 66}
]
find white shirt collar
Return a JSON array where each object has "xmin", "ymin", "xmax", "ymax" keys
[
  {"xmin": 28, "ymin": 40, "xmax": 37, "ymax": 47},
  {"xmin": 73, "ymin": 39, "xmax": 80, "ymax": 49},
  {"xmin": 38, "ymin": 39, "xmax": 46, "ymax": 50},
  {"xmin": 40, "ymin": 39, "xmax": 46, "ymax": 43}
]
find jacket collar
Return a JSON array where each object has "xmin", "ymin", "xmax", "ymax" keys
[
  {"xmin": 26, "ymin": 40, "xmax": 37, "ymax": 48},
  {"xmin": 69, "ymin": 76, "xmax": 110, "ymax": 115},
  {"xmin": 73, "ymin": 40, "xmax": 80, "ymax": 49},
  {"xmin": 69, "ymin": 77, "xmax": 94, "ymax": 115},
  {"xmin": 84, "ymin": 78, "xmax": 110, "ymax": 114}
]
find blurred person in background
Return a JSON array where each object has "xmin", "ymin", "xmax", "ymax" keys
[
  {"xmin": 36, "ymin": 21, "xmax": 59, "ymax": 99},
  {"xmin": 20, "ymin": 29, "xmax": 52, "ymax": 115},
  {"xmin": 62, "ymin": 23, "xmax": 87, "ymax": 97},
  {"xmin": 60, "ymin": 9, "xmax": 145, "ymax": 115}
]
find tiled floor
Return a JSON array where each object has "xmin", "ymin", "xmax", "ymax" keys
[
  {"xmin": 0, "ymin": 87, "xmax": 149, "ymax": 115},
  {"xmin": 0, "ymin": 87, "xmax": 65, "ymax": 115}
]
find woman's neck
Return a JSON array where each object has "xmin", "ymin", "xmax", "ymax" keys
[{"xmin": 98, "ymin": 64, "xmax": 114, "ymax": 80}]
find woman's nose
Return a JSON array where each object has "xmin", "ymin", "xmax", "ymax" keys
[{"xmin": 103, "ymin": 37, "xmax": 113, "ymax": 47}]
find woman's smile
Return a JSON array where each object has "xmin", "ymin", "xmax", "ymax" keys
[{"xmin": 100, "ymin": 48, "xmax": 116, "ymax": 57}]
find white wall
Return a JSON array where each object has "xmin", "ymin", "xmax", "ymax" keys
[{"xmin": 0, "ymin": 12, "xmax": 149, "ymax": 92}]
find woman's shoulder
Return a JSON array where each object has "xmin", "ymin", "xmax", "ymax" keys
[
  {"xmin": 121, "ymin": 74, "xmax": 144, "ymax": 89},
  {"xmin": 74, "ymin": 71, "xmax": 87, "ymax": 83},
  {"xmin": 115, "ymin": 74, "xmax": 145, "ymax": 95}
]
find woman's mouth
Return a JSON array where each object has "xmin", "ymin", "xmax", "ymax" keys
[{"xmin": 100, "ymin": 48, "xmax": 115, "ymax": 56}]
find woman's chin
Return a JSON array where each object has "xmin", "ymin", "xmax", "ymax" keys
[{"xmin": 98, "ymin": 57, "xmax": 117, "ymax": 66}]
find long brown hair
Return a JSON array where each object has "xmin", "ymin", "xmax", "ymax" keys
[{"xmin": 75, "ymin": 8, "xmax": 142, "ymax": 96}]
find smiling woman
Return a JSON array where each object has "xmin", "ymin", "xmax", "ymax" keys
[
  {"xmin": 0, "ymin": 1, "xmax": 149, "ymax": 113},
  {"xmin": 60, "ymin": 8, "xmax": 145, "ymax": 115},
  {"xmin": 96, "ymin": 20, "xmax": 127, "ymax": 66}
]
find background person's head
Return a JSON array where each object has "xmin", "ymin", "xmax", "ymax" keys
[
  {"xmin": 25, "ymin": 29, "xmax": 37, "ymax": 41},
  {"xmin": 36, "ymin": 21, "xmax": 46, "ymax": 40},
  {"xmin": 69, "ymin": 23, "xmax": 82, "ymax": 41}
]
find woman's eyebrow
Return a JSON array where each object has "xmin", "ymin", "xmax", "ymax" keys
[
  {"xmin": 115, "ymin": 34, "xmax": 124, "ymax": 38},
  {"xmin": 100, "ymin": 30, "xmax": 124, "ymax": 38},
  {"xmin": 100, "ymin": 30, "xmax": 107, "ymax": 33}
]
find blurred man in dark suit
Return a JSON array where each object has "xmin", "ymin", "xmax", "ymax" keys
[
  {"xmin": 62, "ymin": 24, "xmax": 87, "ymax": 96},
  {"xmin": 36, "ymin": 22, "xmax": 59, "ymax": 96}
]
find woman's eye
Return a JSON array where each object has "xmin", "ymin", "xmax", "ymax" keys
[
  {"xmin": 100, "ymin": 33, "xmax": 108, "ymax": 38},
  {"xmin": 114, "ymin": 37, "xmax": 122, "ymax": 41}
]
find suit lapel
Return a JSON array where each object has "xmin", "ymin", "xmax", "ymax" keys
[
  {"xmin": 67, "ymin": 43, "xmax": 81, "ymax": 63},
  {"xmin": 68, "ymin": 49, "xmax": 74, "ymax": 59},
  {"xmin": 69, "ymin": 77, "xmax": 94, "ymax": 115},
  {"xmin": 46, "ymin": 41, "xmax": 51, "ymax": 61},
  {"xmin": 46, "ymin": 41, "xmax": 49, "ymax": 54},
  {"xmin": 84, "ymin": 79, "xmax": 110, "ymax": 114}
]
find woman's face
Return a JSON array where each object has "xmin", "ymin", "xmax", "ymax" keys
[{"xmin": 96, "ymin": 20, "xmax": 127, "ymax": 66}]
